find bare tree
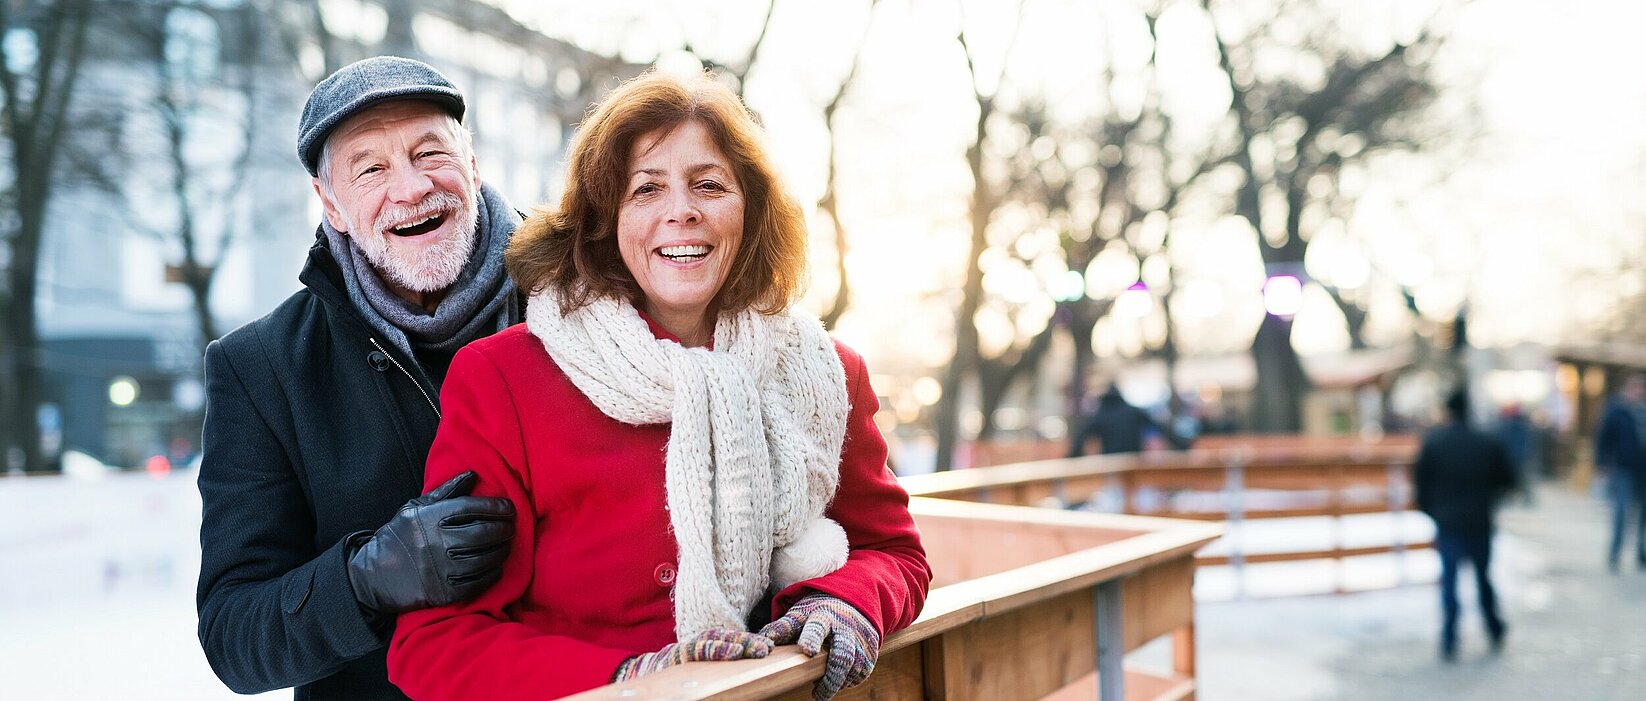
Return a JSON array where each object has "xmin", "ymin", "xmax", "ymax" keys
[
  {"xmin": 114, "ymin": 2, "xmax": 266, "ymax": 353},
  {"xmin": 0, "ymin": 0, "xmax": 94, "ymax": 473},
  {"xmin": 814, "ymin": 0, "xmax": 879, "ymax": 329},
  {"xmin": 1201, "ymin": 0, "xmax": 1449, "ymax": 430},
  {"xmin": 932, "ymin": 1, "xmax": 1024, "ymax": 470},
  {"xmin": 670, "ymin": 0, "xmax": 870, "ymax": 328},
  {"xmin": 945, "ymin": 3, "xmax": 1226, "ymax": 446}
]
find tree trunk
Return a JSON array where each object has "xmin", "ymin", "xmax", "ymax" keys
[
  {"xmin": 381, "ymin": 0, "xmax": 417, "ymax": 58},
  {"xmin": 974, "ymin": 321, "xmax": 1057, "ymax": 440},
  {"xmin": 934, "ymin": 124, "xmax": 991, "ymax": 470},
  {"xmin": 4, "ymin": 188, "xmax": 49, "ymax": 472},
  {"xmin": 1250, "ymin": 313, "xmax": 1308, "ymax": 432},
  {"xmin": 0, "ymin": 0, "xmax": 93, "ymax": 472}
]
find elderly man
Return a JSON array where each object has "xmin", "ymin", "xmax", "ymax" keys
[{"xmin": 197, "ymin": 57, "xmax": 521, "ymax": 700}]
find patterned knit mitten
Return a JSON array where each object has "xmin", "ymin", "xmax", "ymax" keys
[
  {"xmin": 611, "ymin": 628, "xmax": 774, "ymax": 682},
  {"xmin": 759, "ymin": 594, "xmax": 881, "ymax": 701}
]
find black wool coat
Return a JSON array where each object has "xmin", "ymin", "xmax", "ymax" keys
[
  {"xmin": 195, "ymin": 238, "xmax": 518, "ymax": 700},
  {"xmin": 1412, "ymin": 422, "xmax": 1520, "ymax": 535}
]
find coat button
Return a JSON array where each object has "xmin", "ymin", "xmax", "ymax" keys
[
  {"xmin": 654, "ymin": 563, "xmax": 677, "ymax": 587},
  {"xmin": 366, "ymin": 351, "xmax": 390, "ymax": 372}
]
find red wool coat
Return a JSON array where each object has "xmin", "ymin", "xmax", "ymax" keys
[{"xmin": 388, "ymin": 322, "xmax": 931, "ymax": 700}]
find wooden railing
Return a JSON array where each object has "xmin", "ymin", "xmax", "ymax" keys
[
  {"xmin": 904, "ymin": 437, "xmax": 1425, "ymax": 589},
  {"xmin": 569, "ymin": 497, "xmax": 1222, "ymax": 701}
]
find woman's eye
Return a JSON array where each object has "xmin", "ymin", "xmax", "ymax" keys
[
  {"xmin": 633, "ymin": 183, "xmax": 660, "ymax": 196},
  {"xmin": 696, "ymin": 180, "xmax": 726, "ymax": 192}
]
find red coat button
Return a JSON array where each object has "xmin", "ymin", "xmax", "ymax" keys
[{"xmin": 654, "ymin": 563, "xmax": 677, "ymax": 587}]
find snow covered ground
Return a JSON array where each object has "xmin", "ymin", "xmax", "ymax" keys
[{"xmin": 0, "ymin": 470, "xmax": 276, "ymax": 700}]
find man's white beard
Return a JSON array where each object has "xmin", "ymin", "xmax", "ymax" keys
[{"xmin": 350, "ymin": 189, "xmax": 480, "ymax": 293}]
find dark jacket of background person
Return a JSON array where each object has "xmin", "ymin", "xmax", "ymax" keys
[
  {"xmin": 1068, "ymin": 387, "xmax": 1159, "ymax": 456},
  {"xmin": 1413, "ymin": 416, "xmax": 1520, "ymax": 534},
  {"xmin": 1594, "ymin": 397, "xmax": 1646, "ymax": 481},
  {"xmin": 195, "ymin": 240, "xmax": 517, "ymax": 701}
]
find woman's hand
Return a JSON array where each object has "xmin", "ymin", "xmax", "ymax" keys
[
  {"xmin": 759, "ymin": 595, "xmax": 880, "ymax": 701},
  {"xmin": 611, "ymin": 628, "xmax": 774, "ymax": 682}
]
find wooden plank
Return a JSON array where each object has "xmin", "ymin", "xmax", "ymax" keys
[
  {"xmin": 1172, "ymin": 624, "xmax": 1196, "ymax": 677},
  {"xmin": 1122, "ymin": 503, "xmax": 1410, "ymax": 521},
  {"xmin": 931, "ymin": 588, "xmax": 1097, "ymax": 701},
  {"xmin": 767, "ymin": 641, "xmax": 925, "ymax": 701},
  {"xmin": 1197, "ymin": 541, "xmax": 1433, "ymax": 566},
  {"xmin": 917, "ymin": 515, "xmax": 1140, "ymax": 586},
  {"xmin": 976, "ymin": 527, "xmax": 1222, "ymax": 619},
  {"xmin": 1040, "ymin": 668, "xmax": 1196, "ymax": 701},
  {"xmin": 1122, "ymin": 557, "xmax": 1196, "ymax": 651},
  {"xmin": 564, "ymin": 648, "xmax": 820, "ymax": 701},
  {"xmin": 570, "ymin": 501, "xmax": 1222, "ymax": 701},
  {"xmin": 904, "ymin": 452, "xmax": 1416, "ymax": 500}
]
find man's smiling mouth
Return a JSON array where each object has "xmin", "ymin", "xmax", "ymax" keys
[{"xmin": 390, "ymin": 213, "xmax": 446, "ymax": 237}]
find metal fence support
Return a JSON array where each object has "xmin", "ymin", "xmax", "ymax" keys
[
  {"xmin": 1224, "ymin": 459, "xmax": 1246, "ymax": 598},
  {"xmin": 1388, "ymin": 461, "xmax": 1407, "ymax": 585},
  {"xmin": 1094, "ymin": 579, "xmax": 1125, "ymax": 701}
]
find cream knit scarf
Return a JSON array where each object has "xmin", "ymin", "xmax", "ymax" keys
[{"xmin": 527, "ymin": 289, "xmax": 852, "ymax": 639}]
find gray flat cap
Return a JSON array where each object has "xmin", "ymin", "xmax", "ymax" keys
[{"xmin": 298, "ymin": 56, "xmax": 465, "ymax": 176}]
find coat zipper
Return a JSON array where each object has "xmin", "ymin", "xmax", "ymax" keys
[{"xmin": 369, "ymin": 337, "xmax": 441, "ymax": 420}]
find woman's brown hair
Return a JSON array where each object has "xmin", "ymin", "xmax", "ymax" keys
[{"xmin": 507, "ymin": 71, "xmax": 808, "ymax": 315}]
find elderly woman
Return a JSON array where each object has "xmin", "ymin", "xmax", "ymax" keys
[{"xmin": 387, "ymin": 72, "xmax": 931, "ymax": 701}]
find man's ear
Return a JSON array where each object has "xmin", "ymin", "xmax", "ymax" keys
[{"xmin": 312, "ymin": 177, "xmax": 348, "ymax": 232}]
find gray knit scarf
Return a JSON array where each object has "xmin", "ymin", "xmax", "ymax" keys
[{"xmin": 322, "ymin": 182, "xmax": 519, "ymax": 380}]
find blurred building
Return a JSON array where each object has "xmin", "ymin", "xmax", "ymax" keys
[{"xmin": 35, "ymin": 0, "xmax": 641, "ymax": 468}]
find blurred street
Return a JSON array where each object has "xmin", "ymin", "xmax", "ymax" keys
[{"xmin": 1198, "ymin": 481, "xmax": 1646, "ymax": 701}]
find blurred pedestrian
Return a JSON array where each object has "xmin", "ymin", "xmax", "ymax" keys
[
  {"xmin": 1067, "ymin": 385, "xmax": 1162, "ymax": 457},
  {"xmin": 1412, "ymin": 389, "xmax": 1518, "ymax": 662},
  {"xmin": 1496, "ymin": 405, "xmax": 1536, "ymax": 505},
  {"xmin": 1594, "ymin": 374, "xmax": 1646, "ymax": 573},
  {"xmin": 196, "ymin": 57, "xmax": 522, "ymax": 700}
]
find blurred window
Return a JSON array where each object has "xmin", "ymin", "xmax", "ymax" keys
[{"xmin": 165, "ymin": 7, "xmax": 220, "ymax": 84}]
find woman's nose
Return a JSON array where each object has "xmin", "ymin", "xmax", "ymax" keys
[{"xmin": 665, "ymin": 188, "xmax": 700, "ymax": 225}]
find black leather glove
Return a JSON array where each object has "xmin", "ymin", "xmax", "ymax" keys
[{"xmin": 346, "ymin": 471, "xmax": 515, "ymax": 624}]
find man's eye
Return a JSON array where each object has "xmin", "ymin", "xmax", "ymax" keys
[{"xmin": 357, "ymin": 166, "xmax": 383, "ymax": 178}]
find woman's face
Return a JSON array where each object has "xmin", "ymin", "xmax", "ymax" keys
[{"xmin": 616, "ymin": 120, "xmax": 745, "ymax": 338}]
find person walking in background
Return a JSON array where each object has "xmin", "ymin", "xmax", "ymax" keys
[
  {"xmin": 196, "ymin": 57, "xmax": 523, "ymax": 700},
  {"xmin": 1594, "ymin": 374, "xmax": 1646, "ymax": 573},
  {"xmin": 1496, "ymin": 405, "xmax": 1536, "ymax": 505},
  {"xmin": 1412, "ymin": 389, "xmax": 1519, "ymax": 662},
  {"xmin": 1067, "ymin": 385, "xmax": 1162, "ymax": 457}
]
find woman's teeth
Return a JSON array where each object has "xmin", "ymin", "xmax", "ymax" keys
[{"xmin": 659, "ymin": 245, "xmax": 711, "ymax": 261}]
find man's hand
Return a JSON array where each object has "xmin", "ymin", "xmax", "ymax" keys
[
  {"xmin": 759, "ymin": 594, "xmax": 880, "ymax": 701},
  {"xmin": 612, "ymin": 629, "xmax": 775, "ymax": 682},
  {"xmin": 345, "ymin": 471, "xmax": 515, "ymax": 623}
]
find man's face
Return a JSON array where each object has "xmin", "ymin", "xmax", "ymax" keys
[
  {"xmin": 313, "ymin": 100, "xmax": 479, "ymax": 293},
  {"xmin": 1626, "ymin": 377, "xmax": 1646, "ymax": 403}
]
